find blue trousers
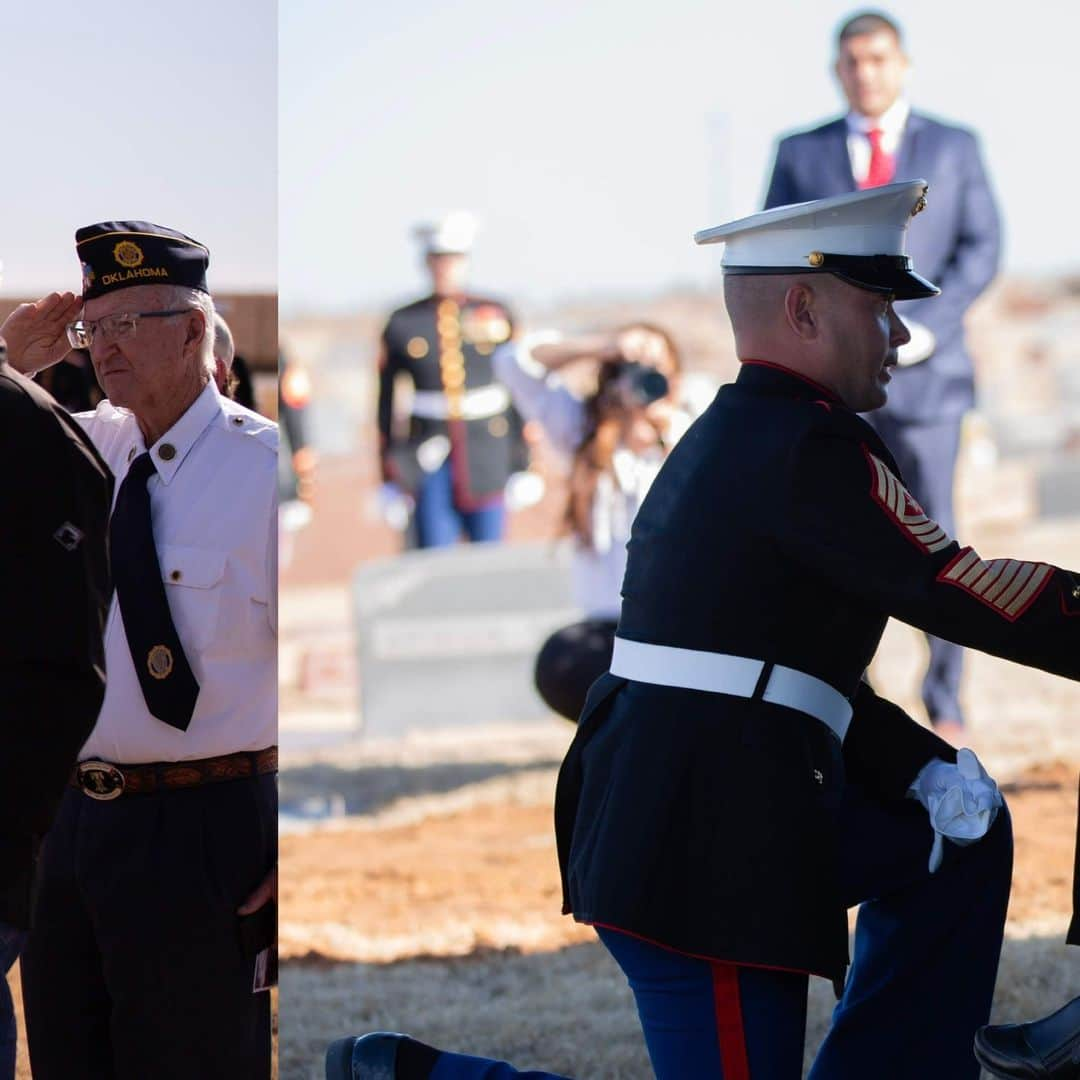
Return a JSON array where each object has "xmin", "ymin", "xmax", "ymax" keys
[
  {"xmin": 0, "ymin": 923, "xmax": 26, "ymax": 1080},
  {"xmin": 414, "ymin": 462, "xmax": 506, "ymax": 549},
  {"xmin": 408, "ymin": 782, "xmax": 1012, "ymax": 1079},
  {"xmin": 866, "ymin": 412, "xmax": 966, "ymax": 724}
]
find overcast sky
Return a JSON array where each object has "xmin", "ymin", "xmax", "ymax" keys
[
  {"xmin": 281, "ymin": 0, "xmax": 1080, "ymax": 314},
  {"xmin": 1, "ymin": 0, "xmax": 276, "ymax": 297}
]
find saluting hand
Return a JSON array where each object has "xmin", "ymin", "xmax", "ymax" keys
[{"xmin": 0, "ymin": 292, "xmax": 82, "ymax": 374}]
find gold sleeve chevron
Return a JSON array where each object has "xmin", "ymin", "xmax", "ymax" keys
[
  {"xmin": 938, "ymin": 547, "xmax": 1053, "ymax": 621},
  {"xmin": 866, "ymin": 450, "xmax": 953, "ymax": 554}
]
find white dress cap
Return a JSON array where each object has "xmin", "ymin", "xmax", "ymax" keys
[
  {"xmin": 694, "ymin": 180, "xmax": 939, "ymax": 300},
  {"xmin": 413, "ymin": 211, "xmax": 477, "ymax": 255}
]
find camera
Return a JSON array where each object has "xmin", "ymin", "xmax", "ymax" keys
[{"xmin": 606, "ymin": 361, "xmax": 669, "ymax": 409}]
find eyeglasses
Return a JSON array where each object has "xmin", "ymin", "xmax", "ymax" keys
[{"xmin": 65, "ymin": 309, "xmax": 194, "ymax": 349}]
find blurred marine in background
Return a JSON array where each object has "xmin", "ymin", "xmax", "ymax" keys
[{"xmin": 377, "ymin": 213, "xmax": 525, "ymax": 548}]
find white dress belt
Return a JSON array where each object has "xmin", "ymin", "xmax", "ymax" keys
[
  {"xmin": 609, "ymin": 637, "xmax": 852, "ymax": 743},
  {"xmin": 411, "ymin": 384, "xmax": 511, "ymax": 420}
]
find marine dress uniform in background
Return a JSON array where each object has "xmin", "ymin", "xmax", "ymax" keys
[
  {"xmin": 763, "ymin": 12, "xmax": 1001, "ymax": 736},
  {"xmin": 14, "ymin": 224, "xmax": 278, "ymax": 1080},
  {"xmin": 0, "ymin": 349, "xmax": 112, "ymax": 1080},
  {"xmin": 378, "ymin": 213, "xmax": 522, "ymax": 548},
  {"xmin": 554, "ymin": 182, "xmax": 1080, "ymax": 1080}
]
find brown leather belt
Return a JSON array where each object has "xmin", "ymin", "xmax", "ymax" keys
[{"xmin": 70, "ymin": 747, "xmax": 278, "ymax": 801}]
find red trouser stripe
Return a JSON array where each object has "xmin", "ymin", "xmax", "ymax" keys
[{"xmin": 710, "ymin": 961, "xmax": 751, "ymax": 1080}]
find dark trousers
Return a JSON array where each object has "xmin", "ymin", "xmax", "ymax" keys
[
  {"xmin": 406, "ymin": 781, "xmax": 1012, "ymax": 1079},
  {"xmin": 533, "ymin": 619, "xmax": 618, "ymax": 723},
  {"xmin": 866, "ymin": 412, "xmax": 966, "ymax": 724},
  {"xmin": 21, "ymin": 774, "xmax": 277, "ymax": 1079},
  {"xmin": 414, "ymin": 462, "xmax": 506, "ymax": 548}
]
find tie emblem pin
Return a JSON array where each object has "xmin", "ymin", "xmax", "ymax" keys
[{"xmin": 147, "ymin": 645, "xmax": 174, "ymax": 680}]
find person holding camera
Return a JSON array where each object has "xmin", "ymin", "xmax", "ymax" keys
[{"xmin": 494, "ymin": 324, "xmax": 701, "ymax": 722}]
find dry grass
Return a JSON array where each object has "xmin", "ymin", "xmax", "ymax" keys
[{"xmin": 280, "ymin": 934, "xmax": 1075, "ymax": 1080}]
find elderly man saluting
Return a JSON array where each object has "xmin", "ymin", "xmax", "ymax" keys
[{"xmin": 1, "ymin": 223, "xmax": 277, "ymax": 1080}]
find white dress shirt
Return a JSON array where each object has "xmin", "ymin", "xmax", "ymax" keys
[
  {"xmin": 845, "ymin": 98, "xmax": 910, "ymax": 184},
  {"xmin": 77, "ymin": 381, "xmax": 278, "ymax": 763}
]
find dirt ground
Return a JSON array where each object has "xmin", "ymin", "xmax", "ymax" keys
[
  {"xmin": 280, "ymin": 762, "xmax": 1078, "ymax": 965},
  {"xmin": 277, "ymin": 757, "xmax": 1078, "ymax": 1079}
]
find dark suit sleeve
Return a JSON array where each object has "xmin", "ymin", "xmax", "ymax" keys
[
  {"xmin": 906, "ymin": 130, "xmax": 1001, "ymax": 340},
  {"xmin": 843, "ymin": 681, "xmax": 956, "ymax": 801},
  {"xmin": 0, "ymin": 398, "xmax": 110, "ymax": 879},
  {"xmin": 763, "ymin": 137, "xmax": 796, "ymax": 209}
]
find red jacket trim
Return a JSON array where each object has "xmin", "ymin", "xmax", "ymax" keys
[{"xmin": 585, "ymin": 920, "xmax": 822, "ymax": 979}]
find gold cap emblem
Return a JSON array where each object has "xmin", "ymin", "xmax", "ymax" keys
[
  {"xmin": 808, "ymin": 251, "xmax": 825, "ymax": 267},
  {"xmin": 147, "ymin": 645, "xmax": 174, "ymax": 680},
  {"xmin": 113, "ymin": 240, "xmax": 145, "ymax": 269},
  {"xmin": 911, "ymin": 186, "xmax": 929, "ymax": 217}
]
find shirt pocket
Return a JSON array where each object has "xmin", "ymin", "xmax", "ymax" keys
[{"xmin": 160, "ymin": 545, "xmax": 227, "ymax": 651}]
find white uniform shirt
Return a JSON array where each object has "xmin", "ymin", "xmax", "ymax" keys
[
  {"xmin": 77, "ymin": 381, "xmax": 278, "ymax": 764},
  {"xmin": 845, "ymin": 98, "xmax": 910, "ymax": 184}
]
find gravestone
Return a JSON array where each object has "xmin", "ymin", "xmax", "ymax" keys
[{"xmin": 353, "ymin": 541, "xmax": 579, "ymax": 735}]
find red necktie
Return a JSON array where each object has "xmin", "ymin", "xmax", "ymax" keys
[{"xmin": 860, "ymin": 128, "xmax": 895, "ymax": 188}]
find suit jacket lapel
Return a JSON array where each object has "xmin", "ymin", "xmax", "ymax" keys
[
  {"xmin": 825, "ymin": 119, "xmax": 857, "ymax": 193},
  {"xmin": 894, "ymin": 111, "xmax": 926, "ymax": 183}
]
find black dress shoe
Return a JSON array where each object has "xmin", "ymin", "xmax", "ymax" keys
[
  {"xmin": 325, "ymin": 1032, "xmax": 441, "ymax": 1080},
  {"xmin": 974, "ymin": 995, "xmax": 1080, "ymax": 1078}
]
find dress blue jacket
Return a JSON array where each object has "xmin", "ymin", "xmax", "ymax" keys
[
  {"xmin": 764, "ymin": 112, "xmax": 1001, "ymax": 423},
  {"xmin": 555, "ymin": 362, "xmax": 1080, "ymax": 984}
]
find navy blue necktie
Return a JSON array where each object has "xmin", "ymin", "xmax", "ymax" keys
[{"xmin": 110, "ymin": 452, "xmax": 200, "ymax": 730}]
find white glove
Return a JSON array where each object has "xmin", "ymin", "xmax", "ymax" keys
[
  {"xmin": 504, "ymin": 470, "xmax": 546, "ymax": 511},
  {"xmin": 908, "ymin": 749, "xmax": 1003, "ymax": 873},
  {"xmin": 376, "ymin": 482, "xmax": 413, "ymax": 531}
]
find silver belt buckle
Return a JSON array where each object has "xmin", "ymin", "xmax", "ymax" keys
[{"xmin": 77, "ymin": 760, "xmax": 126, "ymax": 801}]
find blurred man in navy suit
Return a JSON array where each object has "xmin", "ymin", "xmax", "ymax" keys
[{"xmin": 764, "ymin": 10, "xmax": 1001, "ymax": 743}]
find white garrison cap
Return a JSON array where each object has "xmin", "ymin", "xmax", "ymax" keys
[
  {"xmin": 694, "ymin": 179, "xmax": 939, "ymax": 300},
  {"xmin": 413, "ymin": 211, "xmax": 476, "ymax": 255}
]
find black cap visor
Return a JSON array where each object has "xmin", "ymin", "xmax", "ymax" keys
[{"xmin": 725, "ymin": 254, "xmax": 940, "ymax": 301}]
